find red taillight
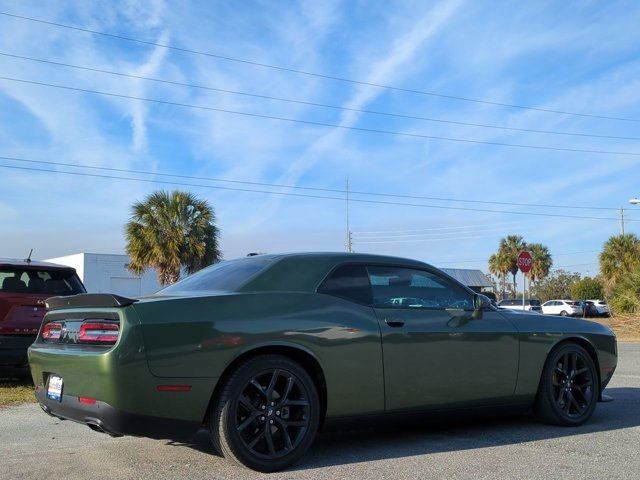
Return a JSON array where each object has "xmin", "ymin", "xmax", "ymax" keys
[
  {"xmin": 78, "ymin": 396, "xmax": 97, "ymax": 405},
  {"xmin": 42, "ymin": 322, "xmax": 63, "ymax": 341},
  {"xmin": 78, "ymin": 322, "xmax": 119, "ymax": 344}
]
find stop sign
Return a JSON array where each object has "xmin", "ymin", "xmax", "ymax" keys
[{"xmin": 517, "ymin": 251, "xmax": 533, "ymax": 273}]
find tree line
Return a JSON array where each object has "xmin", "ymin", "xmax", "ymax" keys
[
  {"xmin": 119, "ymin": 189, "xmax": 640, "ymax": 317},
  {"xmin": 488, "ymin": 233, "xmax": 640, "ymax": 315}
]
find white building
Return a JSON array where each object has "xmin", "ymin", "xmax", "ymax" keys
[{"xmin": 44, "ymin": 253, "xmax": 161, "ymax": 297}]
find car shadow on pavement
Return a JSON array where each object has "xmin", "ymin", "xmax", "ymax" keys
[
  {"xmin": 169, "ymin": 387, "xmax": 639, "ymax": 471},
  {"xmin": 295, "ymin": 387, "xmax": 640, "ymax": 471}
]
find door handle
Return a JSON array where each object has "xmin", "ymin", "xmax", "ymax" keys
[{"xmin": 384, "ymin": 317, "xmax": 405, "ymax": 328}]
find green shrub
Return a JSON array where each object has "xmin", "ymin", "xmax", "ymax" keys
[
  {"xmin": 570, "ymin": 277, "xmax": 604, "ymax": 300},
  {"xmin": 609, "ymin": 269, "xmax": 640, "ymax": 315}
]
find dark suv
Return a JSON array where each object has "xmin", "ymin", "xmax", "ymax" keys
[{"xmin": 0, "ymin": 258, "xmax": 85, "ymax": 371}]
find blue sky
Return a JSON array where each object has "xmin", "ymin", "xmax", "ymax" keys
[{"xmin": 0, "ymin": 0, "xmax": 639, "ymax": 277}]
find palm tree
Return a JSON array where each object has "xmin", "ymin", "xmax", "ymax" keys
[
  {"xmin": 488, "ymin": 251, "xmax": 510, "ymax": 298},
  {"xmin": 599, "ymin": 233, "xmax": 640, "ymax": 294},
  {"xmin": 125, "ymin": 190, "xmax": 221, "ymax": 286},
  {"xmin": 499, "ymin": 235, "xmax": 527, "ymax": 296},
  {"xmin": 528, "ymin": 243, "xmax": 553, "ymax": 292}
]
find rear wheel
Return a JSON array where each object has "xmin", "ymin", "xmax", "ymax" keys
[
  {"xmin": 209, "ymin": 354, "xmax": 320, "ymax": 472},
  {"xmin": 534, "ymin": 343, "xmax": 598, "ymax": 426}
]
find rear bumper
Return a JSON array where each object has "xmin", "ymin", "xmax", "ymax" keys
[
  {"xmin": 0, "ymin": 334, "xmax": 35, "ymax": 367},
  {"xmin": 35, "ymin": 388, "xmax": 201, "ymax": 440}
]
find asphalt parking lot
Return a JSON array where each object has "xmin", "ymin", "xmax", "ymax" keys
[{"xmin": 1, "ymin": 343, "xmax": 638, "ymax": 480}]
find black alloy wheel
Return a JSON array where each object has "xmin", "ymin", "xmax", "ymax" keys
[
  {"xmin": 235, "ymin": 368, "xmax": 311, "ymax": 458},
  {"xmin": 534, "ymin": 343, "xmax": 599, "ymax": 426},
  {"xmin": 210, "ymin": 354, "xmax": 320, "ymax": 472}
]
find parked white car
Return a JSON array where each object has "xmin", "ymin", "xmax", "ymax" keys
[
  {"xmin": 588, "ymin": 299, "xmax": 610, "ymax": 316},
  {"xmin": 541, "ymin": 299, "xmax": 584, "ymax": 317}
]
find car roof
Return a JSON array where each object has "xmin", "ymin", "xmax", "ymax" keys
[
  {"xmin": 247, "ymin": 251, "xmax": 431, "ymax": 266},
  {"xmin": 239, "ymin": 251, "xmax": 436, "ymax": 293},
  {"xmin": 0, "ymin": 257, "xmax": 76, "ymax": 270}
]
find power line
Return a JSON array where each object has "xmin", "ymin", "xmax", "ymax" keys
[
  {"xmin": 0, "ymin": 162, "xmax": 624, "ymax": 221},
  {"xmin": 436, "ymin": 250, "xmax": 600, "ymax": 265},
  {"xmin": 552, "ymin": 262, "xmax": 599, "ymax": 269},
  {"xmin": 2, "ymin": 75, "xmax": 640, "ymax": 158},
  {"xmin": 353, "ymin": 232, "xmax": 530, "ymax": 244},
  {"xmin": 355, "ymin": 222, "xmax": 519, "ymax": 235},
  {"xmin": 0, "ymin": 155, "xmax": 624, "ymax": 213},
  {"xmin": 352, "ymin": 225, "xmax": 528, "ymax": 239},
  {"xmin": 2, "ymin": 52, "xmax": 638, "ymax": 142},
  {"xmin": 1, "ymin": 10, "xmax": 638, "ymax": 123}
]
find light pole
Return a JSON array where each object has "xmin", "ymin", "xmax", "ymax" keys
[{"xmin": 626, "ymin": 198, "xmax": 640, "ymax": 235}]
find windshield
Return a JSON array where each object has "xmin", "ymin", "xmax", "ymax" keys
[
  {"xmin": 157, "ymin": 258, "xmax": 272, "ymax": 295},
  {"xmin": 0, "ymin": 267, "xmax": 85, "ymax": 295},
  {"xmin": 529, "ymin": 300, "xmax": 541, "ymax": 306}
]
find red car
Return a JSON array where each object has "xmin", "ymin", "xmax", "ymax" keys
[{"xmin": 0, "ymin": 258, "xmax": 85, "ymax": 372}]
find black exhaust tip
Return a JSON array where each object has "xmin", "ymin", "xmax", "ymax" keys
[{"xmin": 85, "ymin": 420, "xmax": 123, "ymax": 437}]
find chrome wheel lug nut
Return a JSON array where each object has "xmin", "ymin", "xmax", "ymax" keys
[
  {"xmin": 269, "ymin": 419, "xmax": 274, "ymax": 424},
  {"xmin": 276, "ymin": 411, "xmax": 280, "ymax": 416}
]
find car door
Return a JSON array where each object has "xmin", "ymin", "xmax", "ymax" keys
[{"xmin": 368, "ymin": 265, "xmax": 519, "ymax": 412}]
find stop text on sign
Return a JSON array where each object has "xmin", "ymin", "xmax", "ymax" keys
[{"xmin": 517, "ymin": 251, "xmax": 533, "ymax": 273}]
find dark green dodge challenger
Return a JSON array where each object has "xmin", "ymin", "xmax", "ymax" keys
[{"xmin": 29, "ymin": 252, "xmax": 617, "ymax": 471}]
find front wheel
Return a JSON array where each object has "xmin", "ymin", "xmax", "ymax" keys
[
  {"xmin": 209, "ymin": 354, "xmax": 320, "ymax": 472},
  {"xmin": 560, "ymin": 310, "xmax": 568, "ymax": 316},
  {"xmin": 534, "ymin": 343, "xmax": 599, "ymax": 426}
]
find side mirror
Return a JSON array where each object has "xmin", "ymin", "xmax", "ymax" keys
[
  {"xmin": 474, "ymin": 294, "xmax": 492, "ymax": 310},
  {"xmin": 448, "ymin": 294, "xmax": 492, "ymax": 327},
  {"xmin": 471, "ymin": 294, "xmax": 491, "ymax": 320}
]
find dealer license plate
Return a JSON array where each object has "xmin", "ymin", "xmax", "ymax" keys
[{"xmin": 47, "ymin": 375, "xmax": 63, "ymax": 402}]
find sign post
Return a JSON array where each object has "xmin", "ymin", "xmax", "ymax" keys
[{"xmin": 517, "ymin": 251, "xmax": 533, "ymax": 310}]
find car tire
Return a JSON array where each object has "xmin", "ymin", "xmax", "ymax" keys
[
  {"xmin": 534, "ymin": 342, "xmax": 599, "ymax": 426},
  {"xmin": 209, "ymin": 354, "xmax": 320, "ymax": 472},
  {"xmin": 559, "ymin": 310, "xmax": 568, "ymax": 316}
]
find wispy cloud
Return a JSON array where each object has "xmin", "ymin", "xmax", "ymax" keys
[
  {"xmin": 242, "ymin": 0, "xmax": 465, "ymax": 228},
  {"xmin": 0, "ymin": 0, "xmax": 639, "ymax": 273},
  {"xmin": 128, "ymin": 31, "xmax": 170, "ymax": 152}
]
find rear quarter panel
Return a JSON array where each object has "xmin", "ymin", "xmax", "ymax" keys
[
  {"xmin": 503, "ymin": 312, "xmax": 617, "ymax": 397},
  {"xmin": 28, "ymin": 306, "xmax": 215, "ymax": 422},
  {"xmin": 134, "ymin": 292, "xmax": 385, "ymax": 418}
]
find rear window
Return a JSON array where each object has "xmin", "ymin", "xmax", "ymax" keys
[
  {"xmin": 569, "ymin": 301, "xmax": 581, "ymax": 306},
  {"xmin": 318, "ymin": 264, "xmax": 372, "ymax": 305},
  {"xmin": 157, "ymin": 258, "xmax": 271, "ymax": 294},
  {"xmin": 0, "ymin": 268, "xmax": 85, "ymax": 295}
]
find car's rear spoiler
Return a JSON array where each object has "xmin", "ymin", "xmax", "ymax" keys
[{"xmin": 46, "ymin": 293, "xmax": 138, "ymax": 311}]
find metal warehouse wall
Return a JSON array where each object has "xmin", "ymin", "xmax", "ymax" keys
[{"xmin": 44, "ymin": 253, "xmax": 161, "ymax": 297}]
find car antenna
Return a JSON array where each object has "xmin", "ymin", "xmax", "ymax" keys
[{"xmin": 25, "ymin": 248, "xmax": 33, "ymax": 264}]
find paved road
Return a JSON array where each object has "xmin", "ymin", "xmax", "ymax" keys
[{"xmin": 1, "ymin": 344, "xmax": 639, "ymax": 480}]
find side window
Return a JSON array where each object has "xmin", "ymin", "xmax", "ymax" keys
[
  {"xmin": 318, "ymin": 264, "xmax": 372, "ymax": 305},
  {"xmin": 367, "ymin": 266, "xmax": 473, "ymax": 310}
]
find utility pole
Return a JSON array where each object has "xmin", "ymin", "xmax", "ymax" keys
[
  {"xmin": 620, "ymin": 207, "xmax": 625, "ymax": 235},
  {"xmin": 345, "ymin": 178, "xmax": 353, "ymax": 252}
]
